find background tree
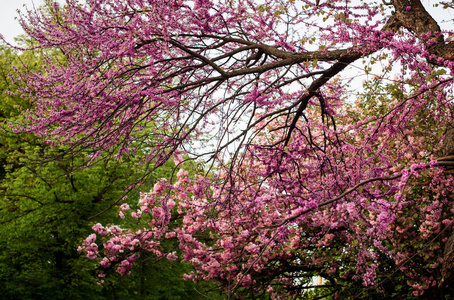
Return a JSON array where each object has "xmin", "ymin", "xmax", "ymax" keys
[
  {"xmin": 0, "ymin": 44, "xmax": 220, "ymax": 299},
  {"xmin": 7, "ymin": 0, "xmax": 454, "ymax": 298}
]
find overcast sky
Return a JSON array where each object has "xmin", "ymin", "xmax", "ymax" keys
[{"xmin": 0, "ymin": 0, "xmax": 40, "ymax": 45}]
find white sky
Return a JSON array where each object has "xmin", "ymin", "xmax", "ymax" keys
[{"xmin": 0, "ymin": 0, "xmax": 42, "ymax": 45}]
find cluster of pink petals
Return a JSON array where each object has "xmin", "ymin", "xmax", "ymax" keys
[{"xmin": 15, "ymin": 0, "xmax": 454, "ymax": 297}]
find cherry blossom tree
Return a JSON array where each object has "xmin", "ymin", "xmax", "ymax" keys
[{"xmin": 7, "ymin": 0, "xmax": 454, "ymax": 298}]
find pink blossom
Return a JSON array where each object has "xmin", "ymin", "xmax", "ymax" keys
[
  {"xmin": 131, "ymin": 210, "xmax": 142, "ymax": 219},
  {"xmin": 17, "ymin": 0, "xmax": 454, "ymax": 297},
  {"xmin": 120, "ymin": 203, "xmax": 130, "ymax": 211}
]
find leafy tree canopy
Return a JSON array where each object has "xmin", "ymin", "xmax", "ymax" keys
[{"xmin": 0, "ymin": 44, "xmax": 219, "ymax": 299}]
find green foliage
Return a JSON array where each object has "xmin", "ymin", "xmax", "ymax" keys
[{"xmin": 0, "ymin": 45, "xmax": 219, "ymax": 299}]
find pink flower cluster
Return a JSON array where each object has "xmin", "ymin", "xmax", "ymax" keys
[{"xmin": 16, "ymin": 0, "xmax": 454, "ymax": 297}]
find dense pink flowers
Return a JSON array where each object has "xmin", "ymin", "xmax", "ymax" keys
[{"xmin": 14, "ymin": 0, "xmax": 454, "ymax": 297}]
